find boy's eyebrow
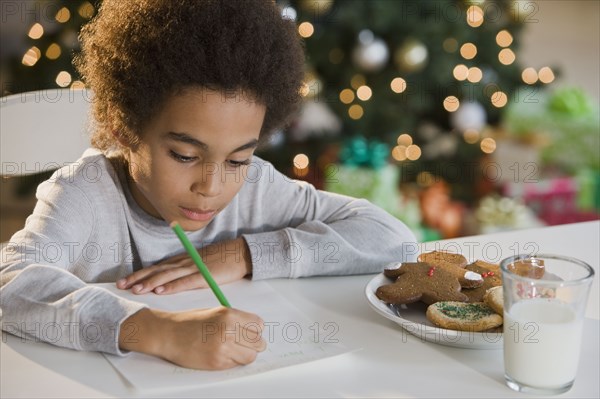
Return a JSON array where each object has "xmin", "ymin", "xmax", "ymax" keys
[
  {"xmin": 166, "ymin": 132, "xmax": 259, "ymax": 153},
  {"xmin": 231, "ymin": 138, "xmax": 260, "ymax": 153},
  {"xmin": 166, "ymin": 132, "xmax": 207, "ymax": 149}
]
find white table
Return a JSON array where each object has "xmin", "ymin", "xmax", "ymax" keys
[{"xmin": 2, "ymin": 221, "xmax": 599, "ymax": 398}]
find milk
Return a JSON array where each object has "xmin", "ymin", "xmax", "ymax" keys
[{"xmin": 504, "ymin": 299, "xmax": 583, "ymax": 388}]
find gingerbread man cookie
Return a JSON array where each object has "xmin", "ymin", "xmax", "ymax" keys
[
  {"xmin": 376, "ymin": 262, "xmax": 469, "ymax": 305},
  {"xmin": 418, "ymin": 250, "xmax": 468, "ymax": 269},
  {"xmin": 462, "ymin": 260, "xmax": 502, "ymax": 302},
  {"xmin": 418, "ymin": 251, "xmax": 483, "ymax": 289}
]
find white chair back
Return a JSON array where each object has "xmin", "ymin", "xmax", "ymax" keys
[{"xmin": 1, "ymin": 88, "xmax": 92, "ymax": 176}]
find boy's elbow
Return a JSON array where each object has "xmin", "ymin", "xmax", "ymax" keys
[{"xmin": 364, "ymin": 202, "xmax": 419, "ymax": 261}]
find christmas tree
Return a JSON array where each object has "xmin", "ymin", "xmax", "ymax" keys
[{"xmin": 260, "ymin": 0, "xmax": 557, "ymax": 205}]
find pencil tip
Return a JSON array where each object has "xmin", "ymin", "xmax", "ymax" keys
[{"xmin": 169, "ymin": 221, "xmax": 178, "ymax": 228}]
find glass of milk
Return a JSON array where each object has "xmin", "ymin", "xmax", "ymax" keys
[{"xmin": 501, "ymin": 254, "xmax": 595, "ymax": 395}]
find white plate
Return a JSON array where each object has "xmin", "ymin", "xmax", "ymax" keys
[{"xmin": 365, "ymin": 273, "xmax": 503, "ymax": 349}]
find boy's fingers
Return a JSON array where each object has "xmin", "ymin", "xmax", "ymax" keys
[
  {"xmin": 131, "ymin": 267, "xmax": 198, "ymax": 294},
  {"xmin": 227, "ymin": 313, "xmax": 266, "ymax": 352},
  {"xmin": 230, "ymin": 345, "xmax": 260, "ymax": 366},
  {"xmin": 117, "ymin": 259, "xmax": 193, "ymax": 289},
  {"xmin": 225, "ymin": 323, "xmax": 266, "ymax": 354},
  {"xmin": 238, "ymin": 331, "xmax": 267, "ymax": 352},
  {"xmin": 117, "ymin": 264, "xmax": 168, "ymax": 288},
  {"xmin": 159, "ymin": 273, "xmax": 207, "ymax": 294}
]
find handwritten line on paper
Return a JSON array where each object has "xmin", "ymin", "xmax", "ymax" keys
[{"xmin": 98, "ymin": 281, "xmax": 349, "ymax": 392}]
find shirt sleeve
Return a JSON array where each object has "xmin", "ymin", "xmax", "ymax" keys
[
  {"xmin": 241, "ymin": 160, "xmax": 419, "ymax": 280},
  {"xmin": 0, "ymin": 176, "xmax": 146, "ymax": 355}
]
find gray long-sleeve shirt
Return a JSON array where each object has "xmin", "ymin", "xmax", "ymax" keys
[{"xmin": 0, "ymin": 149, "xmax": 417, "ymax": 355}]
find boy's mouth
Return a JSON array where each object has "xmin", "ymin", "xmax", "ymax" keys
[{"xmin": 179, "ymin": 206, "xmax": 216, "ymax": 222}]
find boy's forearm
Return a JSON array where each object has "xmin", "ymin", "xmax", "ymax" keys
[
  {"xmin": 119, "ymin": 308, "xmax": 166, "ymax": 355},
  {"xmin": 202, "ymin": 236, "xmax": 253, "ymax": 277}
]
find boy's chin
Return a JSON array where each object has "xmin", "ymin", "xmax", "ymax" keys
[{"xmin": 174, "ymin": 219, "xmax": 211, "ymax": 232}]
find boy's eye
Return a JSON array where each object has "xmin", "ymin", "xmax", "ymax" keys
[
  {"xmin": 169, "ymin": 150, "xmax": 197, "ymax": 163},
  {"xmin": 227, "ymin": 159, "xmax": 251, "ymax": 168}
]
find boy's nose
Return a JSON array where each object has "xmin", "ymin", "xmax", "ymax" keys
[{"xmin": 190, "ymin": 162, "xmax": 222, "ymax": 197}]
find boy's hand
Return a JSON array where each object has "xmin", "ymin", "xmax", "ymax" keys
[
  {"xmin": 120, "ymin": 307, "xmax": 266, "ymax": 370},
  {"xmin": 117, "ymin": 237, "xmax": 252, "ymax": 295}
]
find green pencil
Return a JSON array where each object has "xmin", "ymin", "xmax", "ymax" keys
[{"xmin": 170, "ymin": 221, "xmax": 231, "ymax": 308}]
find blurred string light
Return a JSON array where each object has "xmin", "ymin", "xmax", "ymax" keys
[
  {"xmin": 392, "ymin": 145, "xmax": 407, "ymax": 161},
  {"xmin": 55, "ymin": 7, "xmax": 71, "ymax": 23},
  {"xmin": 490, "ymin": 91, "xmax": 508, "ymax": 108},
  {"xmin": 391, "ymin": 141, "xmax": 422, "ymax": 161},
  {"xmin": 466, "ymin": 5, "xmax": 484, "ymax": 27},
  {"xmin": 460, "ymin": 43, "xmax": 477, "ymax": 60},
  {"xmin": 351, "ymin": 74, "xmax": 365, "ymax": 89},
  {"xmin": 348, "ymin": 104, "xmax": 364, "ymax": 119},
  {"xmin": 538, "ymin": 67, "xmax": 555, "ymax": 83},
  {"xmin": 453, "ymin": 64, "xmax": 468, "ymax": 81},
  {"xmin": 496, "ymin": 30, "xmax": 513, "ymax": 47},
  {"xmin": 480, "ymin": 137, "xmax": 497, "ymax": 154},
  {"xmin": 356, "ymin": 85, "xmax": 372, "ymax": 101},
  {"xmin": 298, "ymin": 22, "xmax": 314, "ymax": 38},
  {"xmin": 339, "ymin": 88, "xmax": 354, "ymax": 104},
  {"xmin": 444, "ymin": 96, "xmax": 460, "ymax": 112},
  {"xmin": 78, "ymin": 1, "xmax": 95, "ymax": 19},
  {"xmin": 22, "ymin": 46, "xmax": 41, "ymax": 66},
  {"xmin": 71, "ymin": 80, "xmax": 85, "ymax": 89},
  {"xmin": 28, "ymin": 23, "xmax": 43, "ymax": 39},
  {"xmin": 522, "ymin": 67, "xmax": 538, "ymax": 84},
  {"xmin": 467, "ymin": 67, "xmax": 482, "ymax": 83},
  {"xmin": 406, "ymin": 144, "xmax": 422, "ymax": 160},
  {"xmin": 45, "ymin": 43, "xmax": 61, "ymax": 60},
  {"xmin": 390, "ymin": 77, "xmax": 407, "ymax": 93},
  {"xmin": 397, "ymin": 133, "xmax": 412, "ymax": 146},
  {"xmin": 55, "ymin": 71, "xmax": 72, "ymax": 87},
  {"xmin": 293, "ymin": 153, "xmax": 310, "ymax": 169},
  {"xmin": 293, "ymin": 153, "xmax": 310, "ymax": 177},
  {"xmin": 498, "ymin": 48, "xmax": 516, "ymax": 65}
]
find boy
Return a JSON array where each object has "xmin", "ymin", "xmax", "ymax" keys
[{"xmin": 0, "ymin": 0, "xmax": 416, "ymax": 370}]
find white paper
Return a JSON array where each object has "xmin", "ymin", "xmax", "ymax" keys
[{"xmin": 100, "ymin": 281, "xmax": 349, "ymax": 392}]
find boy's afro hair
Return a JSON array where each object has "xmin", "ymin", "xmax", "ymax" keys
[{"xmin": 75, "ymin": 0, "xmax": 305, "ymax": 151}]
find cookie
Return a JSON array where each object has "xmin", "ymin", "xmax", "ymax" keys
[
  {"xmin": 483, "ymin": 286, "xmax": 503, "ymax": 315},
  {"xmin": 426, "ymin": 301, "xmax": 503, "ymax": 332},
  {"xmin": 418, "ymin": 251, "xmax": 468, "ymax": 269},
  {"xmin": 462, "ymin": 260, "xmax": 502, "ymax": 302},
  {"xmin": 418, "ymin": 252, "xmax": 483, "ymax": 289},
  {"xmin": 382, "ymin": 262, "xmax": 404, "ymax": 280},
  {"xmin": 376, "ymin": 262, "xmax": 468, "ymax": 305}
]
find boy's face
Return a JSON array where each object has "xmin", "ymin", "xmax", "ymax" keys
[{"xmin": 124, "ymin": 88, "xmax": 266, "ymax": 231}]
